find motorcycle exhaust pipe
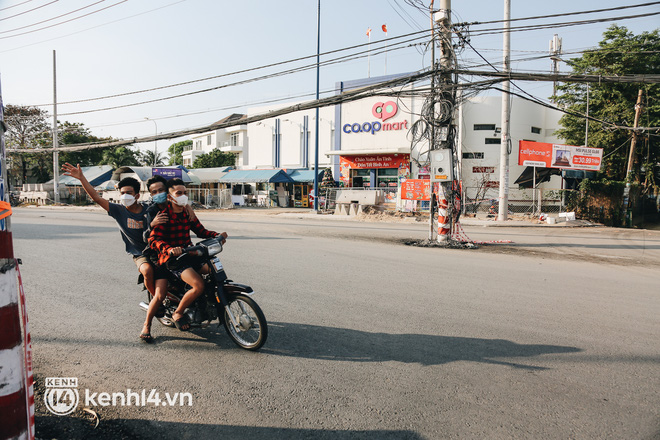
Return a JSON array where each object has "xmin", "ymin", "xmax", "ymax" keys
[{"xmin": 138, "ymin": 301, "xmax": 150, "ymax": 312}]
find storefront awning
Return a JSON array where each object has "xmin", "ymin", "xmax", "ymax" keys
[
  {"xmin": 218, "ymin": 169, "xmax": 294, "ymax": 183},
  {"xmin": 326, "ymin": 148, "xmax": 410, "ymax": 156},
  {"xmin": 287, "ymin": 169, "xmax": 324, "ymax": 183}
]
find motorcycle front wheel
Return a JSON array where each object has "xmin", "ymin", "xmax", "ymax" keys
[{"xmin": 222, "ymin": 294, "xmax": 268, "ymax": 351}]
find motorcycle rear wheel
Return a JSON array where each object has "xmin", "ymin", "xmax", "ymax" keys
[
  {"xmin": 222, "ymin": 294, "xmax": 268, "ymax": 351},
  {"xmin": 147, "ymin": 292, "xmax": 175, "ymax": 327}
]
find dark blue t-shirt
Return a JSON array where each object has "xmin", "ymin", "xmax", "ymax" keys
[{"xmin": 107, "ymin": 202, "xmax": 148, "ymax": 256}]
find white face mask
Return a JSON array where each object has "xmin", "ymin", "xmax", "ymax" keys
[
  {"xmin": 172, "ymin": 194, "xmax": 188, "ymax": 206},
  {"xmin": 119, "ymin": 194, "xmax": 136, "ymax": 207}
]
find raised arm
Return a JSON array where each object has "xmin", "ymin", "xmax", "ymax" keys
[{"xmin": 61, "ymin": 162, "xmax": 110, "ymax": 212}]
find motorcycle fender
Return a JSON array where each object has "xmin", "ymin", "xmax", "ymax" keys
[{"xmin": 223, "ymin": 282, "xmax": 254, "ymax": 296}]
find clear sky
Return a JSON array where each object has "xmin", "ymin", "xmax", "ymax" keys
[{"xmin": 1, "ymin": 0, "xmax": 658, "ymax": 156}]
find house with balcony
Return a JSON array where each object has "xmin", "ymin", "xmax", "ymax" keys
[{"xmin": 182, "ymin": 113, "xmax": 248, "ymax": 168}]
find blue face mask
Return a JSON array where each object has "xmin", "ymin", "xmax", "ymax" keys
[{"xmin": 152, "ymin": 192, "xmax": 167, "ymax": 204}]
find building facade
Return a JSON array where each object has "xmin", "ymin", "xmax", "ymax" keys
[{"xmin": 182, "ymin": 114, "xmax": 248, "ymax": 168}]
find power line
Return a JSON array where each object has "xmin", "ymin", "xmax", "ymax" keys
[
  {"xmin": 0, "ymin": 0, "xmax": 57, "ymax": 22},
  {"xmin": 466, "ymin": 11, "xmax": 660, "ymax": 38},
  {"xmin": 0, "ymin": 0, "xmax": 35, "ymax": 13},
  {"xmin": 455, "ymin": 2, "xmax": 660, "ymax": 27},
  {"xmin": 0, "ymin": 0, "xmax": 106, "ymax": 35},
  {"xmin": 34, "ymin": 28, "xmax": 432, "ymax": 106},
  {"xmin": 0, "ymin": 0, "xmax": 187, "ymax": 54},
  {"xmin": 53, "ymin": 37, "xmax": 427, "ymax": 115},
  {"xmin": 9, "ymin": 69, "xmax": 437, "ymax": 153},
  {"xmin": 0, "ymin": 0, "xmax": 128, "ymax": 40}
]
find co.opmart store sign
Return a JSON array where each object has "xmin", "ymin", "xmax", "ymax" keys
[{"xmin": 342, "ymin": 101, "xmax": 409, "ymax": 135}]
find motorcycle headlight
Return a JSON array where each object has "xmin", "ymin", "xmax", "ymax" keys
[{"xmin": 206, "ymin": 240, "xmax": 223, "ymax": 256}]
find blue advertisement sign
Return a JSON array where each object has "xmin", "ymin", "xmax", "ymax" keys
[{"xmin": 152, "ymin": 168, "xmax": 182, "ymax": 179}]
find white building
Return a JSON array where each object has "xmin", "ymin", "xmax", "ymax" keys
[
  {"xmin": 241, "ymin": 75, "xmax": 562, "ymax": 196},
  {"xmin": 183, "ymin": 113, "xmax": 248, "ymax": 168},
  {"xmin": 186, "ymin": 75, "xmax": 564, "ymax": 207}
]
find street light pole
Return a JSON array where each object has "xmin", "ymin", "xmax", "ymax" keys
[
  {"xmin": 144, "ymin": 117, "xmax": 157, "ymax": 167},
  {"xmin": 313, "ymin": 0, "xmax": 321, "ymax": 211}
]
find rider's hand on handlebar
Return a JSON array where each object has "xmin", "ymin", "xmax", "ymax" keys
[
  {"xmin": 169, "ymin": 247, "xmax": 183, "ymax": 257},
  {"xmin": 220, "ymin": 232, "xmax": 228, "ymax": 245}
]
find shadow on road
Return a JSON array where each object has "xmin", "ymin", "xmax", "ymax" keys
[
  {"xmin": 261, "ymin": 322, "xmax": 581, "ymax": 370},
  {"xmin": 35, "ymin": 414, "xmax": 424, "ymax": 440}
]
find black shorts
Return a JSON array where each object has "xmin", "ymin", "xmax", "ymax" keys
[
  {"xmin": 166, "ymin": 254, "xmax": 205, "ymax": 279},
  {"xmin": 133, "ymin": 255, "xmax": 169, "ymax": 280}
]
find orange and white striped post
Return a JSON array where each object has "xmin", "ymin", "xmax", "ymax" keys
[
  {"xmin": 437, "ymin": 186, "xmax": 450, "ymax": 242},
  {"xmin": 1, "ymin": 81, "xmax": 35, "ymax": 440},
  {"xmin": 0, "ymin": 232, "xmax": 35, "ymax": 440}
]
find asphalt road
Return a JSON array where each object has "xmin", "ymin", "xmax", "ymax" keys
[{"xmin": 9, "ymin": 207, "xmax": 660, "ymax": 439}]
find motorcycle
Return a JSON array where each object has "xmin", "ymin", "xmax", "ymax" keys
[{"xmin": 138, "ymin": 237, "xmax": 268, "ymax": 351}]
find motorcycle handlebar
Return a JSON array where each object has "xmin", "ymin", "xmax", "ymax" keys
[{"xmin": 175, "ymin": 245, "xmax": 204, "ymax": 261}]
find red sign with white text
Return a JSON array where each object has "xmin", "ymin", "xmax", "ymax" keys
[
  {"xmin": 401, "ymin": 179, "xmax": 431, "ymax": 200},
  {"xmin": 518, "ymin": 141, "xmax": 602, "ymax": 171},
  {"xmin": 340, "ymin": 154, "xmax": 408, "ymax": 170}
]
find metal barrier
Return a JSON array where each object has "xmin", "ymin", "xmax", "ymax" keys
[
  {"xmin": 463, "ymin": 187, "xmax": 573, "ymax": 216},
  {"xmin": 319, "ymin": 187, "xmax": 398, "ymax": 212},
  {"xmin": 186, "ymin": 188, "xmax": 233, "ymax": 209}
]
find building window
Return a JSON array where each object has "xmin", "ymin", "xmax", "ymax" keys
[
  {"xmin": 230, "ymin": 132, "xmax": 239, "ymax": 147},
  {"xmin": 195, "ymin": 140, "xmax": 202, "ymax": 150},
  {"xmin": 531, "ymin": 126, "xmax": 541, "ymax": 134},
  {"xmin": 473, "ymin": 166, "xmax": 495, "ymax": 173},
  {"xmin": 473, "ymin": 124, "xmax": 496, "ymax": 131},
  {"xmin": 207, "ymin": 135, "xmax": 212, "ymax": 145},
  {"xmin": 462, "ymin": 152, "xmax": 484, "ymax": 159},
  {"xmin": 485, "ymin": 138, "xmax": 501, "ymax": 144}
]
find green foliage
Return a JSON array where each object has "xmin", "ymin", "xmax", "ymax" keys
[
  {"xmin": 191, "ymin": 149, "xmax": 235, "ymax": 168},
  {"xmin": 60, "ymin": 121, "xmax": 114, "ymax": 166},
  {"xmin": 554, "ymin": 25, "xmax": 660, "ymax": 182},
  {"xmin": 168, "ymin": 140, "xmax": 191, "ymax": 166},
  {"xmin": 4, "ymin": 105, "xmax": 52, "ymax": 185},
  {"xmin": 139, "ymin": 150, "xmax": 167, "ymax": 167},
  {"xmin": 99, "ymin": 147, "xmax": 141, "ymax": 169}
]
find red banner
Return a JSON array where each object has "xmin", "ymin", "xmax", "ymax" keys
[
  {"xmin": 401, "ymin": 179, "xmax": 431, "ymax": 200},
  {"xmin": 518, "ymin": 141, "xmax": 603, "ymax": 171},
  {"xmin": 340, "ymin": 154, "xmax": 408, "ymax": 170}
]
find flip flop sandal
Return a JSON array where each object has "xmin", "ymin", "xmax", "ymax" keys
[{"xmin": 172, "ymin": 315, "xmax": 191, "ymax": 332}]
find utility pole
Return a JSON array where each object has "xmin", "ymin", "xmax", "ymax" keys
[
  {"xmin": 313, "ymin": 0, "xmax": 320, "ymax": 211},
  {"xmin": 550, "ymin": 34, "xmax": 562, "ymax": 97},
  {"xmin": 626, "ymin": 89, "xmax": 644, "ymax": 182},
  {"xmin": 52, "ymin": 50, "xmax": 59, "ymax": 204},
  {"xmin": 428, "ymin": 1, "xmax": 437, "ymax": 241},
  {"xmin": 497, "ymin": 0, "xmax": 511, "ymax": 222}
]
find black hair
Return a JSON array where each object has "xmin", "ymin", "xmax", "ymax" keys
[
  {"xmin": 146, "ymin": 174, "xmax": 167, "ymax": 190},
  {"xmin": 166, "ymin": 178, "xmax": 186, "ymax": 190},
  {"xmin": 117, "ymin": 177, "xmax": 140, "ymax": 194}
]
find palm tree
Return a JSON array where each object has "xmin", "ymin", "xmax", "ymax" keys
[
  {"xmin": 140, "ymin": 150, "xmax": 167, "ymax": 167},
  {"xmin": 99, "ymin": 147, "xmax": 140, "ymax": 169}
]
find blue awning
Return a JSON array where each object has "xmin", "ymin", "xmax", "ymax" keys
[
  {"xmin": 287, "ymin": 169, "xmax": 324, "ymax": 183},
  {"xmin": 219, "ymin": 169, "xmax": 293, "ymax": 183}
]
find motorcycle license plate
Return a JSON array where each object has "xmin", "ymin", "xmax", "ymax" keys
[{"xmin": 211, "ymin": 257, "xmax": 223, "ymax": 271}]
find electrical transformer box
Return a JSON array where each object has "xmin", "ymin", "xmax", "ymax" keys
[{"xmin": 429, "ymin": 149, "xmax": 453, "ymax": 182}]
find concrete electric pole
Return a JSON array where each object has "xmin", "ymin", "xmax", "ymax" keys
[{"xmin": 497, "ymin": 0, "xmax": 511, "ymax": 222}]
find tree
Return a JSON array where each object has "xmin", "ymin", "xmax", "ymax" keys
[
  {"xmin": 191, "ymin": 149, "xmax": 235, "ymax": 168},
  {"xmin": 99, "ymin": 147, "xmax": 141, "ymax": 169},
  {"xmin": 4, "ymin": 105, "xmax": 52, "ymax": 186},
  {"xmin": 140, "ymin": 150, "xmax": 167, "ymax": 167},
  {"xmin": 168, "ymin": 140, "xmax": 190, "ymax": 166},
  {"xmin": 60, "ymin": 121, "xmax": 115, "ymax": 167},
  {"xmin": 554, "ymin": 25, "xmax": 659, "ymax": 184}
]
